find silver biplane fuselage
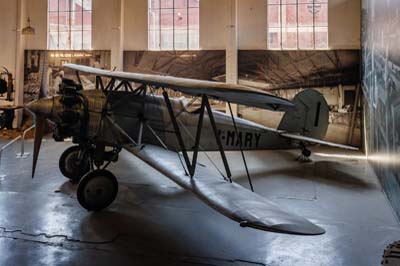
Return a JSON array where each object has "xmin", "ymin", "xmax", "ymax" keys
[
  {"xmin": 97, "ymin": 90, "xmax": 294, "ymax": 151},
  {"xmin": 29, "ymin": 89, "xmax": 295, "ymax": 153}
]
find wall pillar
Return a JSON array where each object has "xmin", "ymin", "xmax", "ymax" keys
[
  {"xmin": 110, "ymin": 0, "xmax": 124, "ymax": 71},
  {"xmin": 14, "ymin": 0, "xmax": 26, "ymax": 127},
  {"xmin": 225, "ymin": 0, "xmax": 238, "ymax": 116}
]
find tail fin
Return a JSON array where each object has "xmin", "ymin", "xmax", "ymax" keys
[{"xmin": 278, "ymin": 89, "xmax": 329, "ymax": 140}]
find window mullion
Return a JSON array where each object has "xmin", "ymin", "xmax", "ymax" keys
[
  {"xmin": 82, "ymin": 5, "xmax": 84, "ymax": 50},
  {"xmin": 57, "ymin": 0, "xmax": 60, "ymax": 50},
  {"xmin": 280, "ymin": 3, "xmax": 282, "ymax": 49},
  {"xmin": 313, "ymin": 0, "xmax": 316, "ymax": 49},
  {"xmin": 69, "ymin": 1, "xmax": 72, "ymax": 50},
  {"xmin": 297, "ymin": 1, "xmax": 299, "ymax": 50},
  {"xmin": 149, "ymin": 0, "xmax": 198, "ymax": 51}
]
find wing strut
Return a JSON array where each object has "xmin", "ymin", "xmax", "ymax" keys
[
  {"xmin": 227, "ymin": 102, "xmax": 254, "ymax": 192},
  {"xmin": 162, "ymin": 89, "xmax": 232, "ymax": 180},
  {"xmin": 95, "ymin": 76, "xmax": 105, "ymax": 90}
]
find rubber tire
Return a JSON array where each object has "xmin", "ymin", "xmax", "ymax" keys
[
  {"xmin": 59, "ymin": 146, "xmax": 90, "ymax": 182},
  {"xmin": 302, "ymin": 148, "xmax": 312, "ymax": 157},
  {"xmin": 77, "ymin": 169, "xmax": 118, "ymax": 211}
]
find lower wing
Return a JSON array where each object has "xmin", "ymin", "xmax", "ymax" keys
[
  {"xmin": 280, "ymin": 132, "xmax": 359, "ymax": 151},
  {"xmin": 124, "ymin": 144, "xmax": 325, "ymax": 235}
]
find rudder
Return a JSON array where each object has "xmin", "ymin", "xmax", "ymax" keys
[{"xmin": 278, "ymin": 89, "xmax": 329, "ymax": 140}]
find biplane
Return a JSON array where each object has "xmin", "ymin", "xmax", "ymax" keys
[{"xmin": 26, "ymin": 64, "xmax": 357, "ymax": 236}]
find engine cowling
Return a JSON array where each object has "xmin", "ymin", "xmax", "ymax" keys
[{"xmin": 53, "ymin": 79, "xmax": 88, "ymax": 142}]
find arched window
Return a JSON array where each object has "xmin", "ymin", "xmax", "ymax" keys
[
  {"xmin": 148, "ymin": 0, "xmax": 200, "ymax": 50},
  {"xmin": 48, "ymin": 0, "xmax": 92, "ymax": 50},
  {"xmin": 268, "ymin": 0, "xmax": 328, "ymax": 50}
]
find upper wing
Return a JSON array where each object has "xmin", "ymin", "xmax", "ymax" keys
[
  {"xmin": 124, "ymin": 144, "xmax": 325, "ymax": 235},
  {"xmin": 64, "ymin": 64, "xmax": 295, "ymax": 112},
  {"xmin": 280, "ymin": 132, "xmax": 359, "ymax": 150}
]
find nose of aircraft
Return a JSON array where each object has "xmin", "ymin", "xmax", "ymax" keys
[{"xmin": 26, "ymin": 97, "xmax": 54, "ymax": 117}]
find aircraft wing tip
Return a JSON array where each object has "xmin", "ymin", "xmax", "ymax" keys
[{"xmin": 241, "ymin": 220, "xmax": 325, "ymax": 235}]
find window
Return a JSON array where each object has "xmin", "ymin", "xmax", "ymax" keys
[
  {"xmin": 148, "ymin": 0, "xmax": 200, "ymax": 50},
  {"xmin": 268, "ymin": 0, "xmax": 328, "ymax": 50},
  {"xmin": 48, "ymin": 0, "xmax": 92, "ymax": 50}
]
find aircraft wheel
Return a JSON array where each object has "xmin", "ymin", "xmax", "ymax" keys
[
  {"xmin": 77, "ymin": 169, "xmax": 118, "ymax": 211},
  {"xmin": 302, "ymin": 148, "xmax": 312, "ymax": 158},
  {"xmin": 59, "ymin": 146, "xmax": 90, "ymax": 182}
]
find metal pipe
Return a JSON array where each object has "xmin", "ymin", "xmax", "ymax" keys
[
  {"xmin": 145, "ymin": 122, "xmax": 168, "ymax": 150},
  {"xmin": 228, "ymin": 102, "xmax": 253, "ymax": 192},
  {"xmin": 348, "ymin": 84, "xmax": 361, "ymax": 145},
  {"xmin": 137, "ymin": 121, "xmax": 143, "ymax": 145},
  {"xmin": 16, "ymin": 124, "xmax": 35, "ymax": 158},
  {"xmin": 0, "ymin": 135, "xmax": 22, "ymax": 172},
  {"xmin": 205, "ymin": 96, "xmax": 232, "ymax": 182}
]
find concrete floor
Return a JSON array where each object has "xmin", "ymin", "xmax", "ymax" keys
[{"xmin": 0, "ymin": 139, "xmax": 399, "ymax": 266}]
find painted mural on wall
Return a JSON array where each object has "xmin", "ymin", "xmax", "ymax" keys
[
  {"xmin": 362, "ymin": 0, "xmax": 400, "ymax": 216},
  {"xmin": 23, "ymin": 50, "xmax": 111, "ymax": 103},
  {"xmin": 122, "ymin": 50, "xmax": 361, "ymax": 145},
  {"xmin": 238, "ymin": 50, "xmax": 362, "ymax": 146},
  {"xmin": 238, "ymin": 50, "xmax": 360, "ymax": 90},
  {"xmin": 123, "ymin": 51, "xmax": 226, "ymax": 81}
]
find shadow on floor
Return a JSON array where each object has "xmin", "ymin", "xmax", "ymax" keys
[{"xmin": 233, "ymin": 159, "xmax": 376, "ymax": 191}]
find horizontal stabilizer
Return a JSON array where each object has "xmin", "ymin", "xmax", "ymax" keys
[
  {"xmin": 64, "ymin": 64, "xmax": 295, "ymax": 112},
  {"xmin": 124, "ymin": 144, "xmax": 325, "ymax": 235},
  {"xmin": 281, "ymin": 132, "xmax": 359, "ymax": 151}
]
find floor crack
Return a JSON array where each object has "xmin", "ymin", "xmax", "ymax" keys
[{"xmin": 0, "ymin": 226, "xmax": 121, "ymax": 245}]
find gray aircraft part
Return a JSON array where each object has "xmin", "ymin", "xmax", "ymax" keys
[{"xmin": 278, "ymin": 89, "xmax": 329, "ymax": 140}]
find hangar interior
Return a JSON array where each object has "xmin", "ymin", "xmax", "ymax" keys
[{"xmin": 0, "ymin": 0, "xmax": 399, "ymax": 265}]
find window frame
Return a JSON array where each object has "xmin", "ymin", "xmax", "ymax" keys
[
  {"xmin": 48, "ymin": 0, "xmax": 92, "ymax": 50},
  {"xmin": 267, "ymin": 0, "xmax": 328, "ymax": 50},
  {"xmin": 148, "ymin": 0, "xmax": 200, "ymax": 51}
]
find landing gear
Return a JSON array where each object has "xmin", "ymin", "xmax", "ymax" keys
[
  {"xmin": 59, "ymin": 146, "xmax": 90, "ymax": 182},
  {"xmin": 74, "ymin": 143, "xmax": 122, "ymax": 211},
  {"xmin": 296, "ymin": 144, "xmax": 312, "ymax": 163},
  {"xmin": 77, "ymin": 169, "xmax": 118, "ymax": 211}
]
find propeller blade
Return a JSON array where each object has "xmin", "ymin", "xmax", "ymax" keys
[
  {"xmin": 39, "ymin": 52, "xmax": 48, "ymax": 99},
  {"xmin": 32, "ymin": 115, "xmax": 46, "ymax": 178}
]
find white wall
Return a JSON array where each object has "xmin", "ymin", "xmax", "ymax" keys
[
  {"xmin": 329, "ymin": 0, "xmax": 361, "ymax": 49},
  {"xmin": 92, "ymin": 0, "xmax": 121, "ymax": 51},
  {"xmin": 123, "ymin": 0, "xmax": 148, "ymax": 50},
  {"xmin": 4, "ymin": 0, "xmax": 361, "ymax": 52},
  {"xmin": 199, "ymin": 0, "xmax": 229, "ymax": 50},
  {"xmin": 92, "ymin": 0, "xmax": 124, "ymax": 69},
  {"xmin": 24, "ymin": 0, "xmax": 48, "ymax": 50},
  {"xmin": 238, "ymin": 0, "xmax": 268, "ymax": 50},
  {"xmin": 236, "ymin": 0, "xmax": 361, "ymax": 49},
  {"xmin": 0, "ymin": 0, "xmax": 18, "ymax": 73}
]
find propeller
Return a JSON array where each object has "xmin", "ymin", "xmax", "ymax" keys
[
  {"xmin": 38, "ymin": 52, "xmax": 48, "ymax": 99},
  {"xmin": 31, "ymin": 114, "xmax": 46, "ymax": 178},
  {"xmin": 30, "ymin": 52, "xmax": 48, "ymax": 178}
]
